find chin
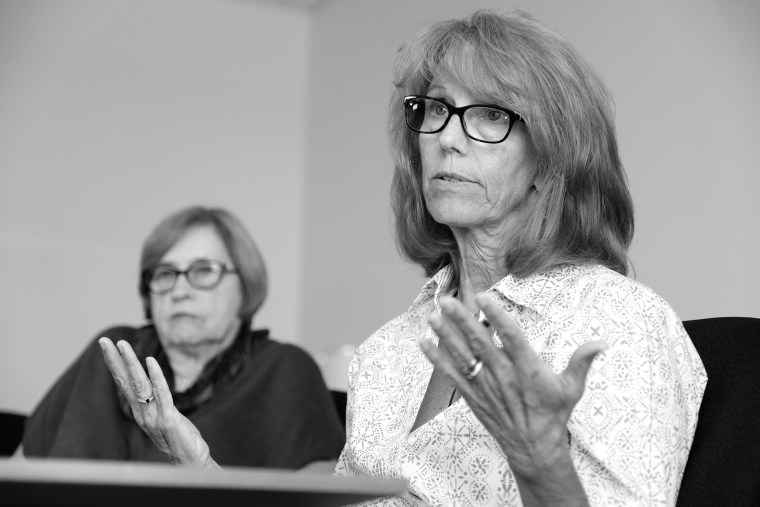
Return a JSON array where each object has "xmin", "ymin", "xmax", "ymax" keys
[{"xmin": 160, "ymin": 324, "xmax": 206, "ymax": 346}]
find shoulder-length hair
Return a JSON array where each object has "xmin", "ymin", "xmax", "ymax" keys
[
  {"xmin": 138, "ymin": 206, "xmax": 268, "ymax": 328},
  {"xmin": 389, "ymin": 10, "xmax": 634, "ymax": 282}
]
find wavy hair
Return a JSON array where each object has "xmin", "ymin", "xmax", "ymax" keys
[
  {"xmin": 389, "ymin": 10, "xmax": 634, "ymax": 282},
  {"xmin": 138, "ymin": 206, "xmax": 268, "ymax": 328}
]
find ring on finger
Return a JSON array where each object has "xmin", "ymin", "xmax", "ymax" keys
[
  {"xmin": 137, "ymin": 394, "xmax": 155, "ymax": 405},
  {"xmin": 462, "ymin": 358, "xmax": 483, "ymax": 380}
]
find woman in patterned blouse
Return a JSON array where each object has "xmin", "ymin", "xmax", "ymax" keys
[
  {"xmin": 333, "ymin": 9, "xmax": 706, "ymax": 507},
  {"xmin": 97, "ymin": 9, "xmax": 707, "ymax": 507}
]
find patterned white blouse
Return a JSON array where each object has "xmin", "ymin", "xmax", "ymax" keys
[{"xmin": 335, "ymin": 263, "xmax": 707, "ymax": 506}]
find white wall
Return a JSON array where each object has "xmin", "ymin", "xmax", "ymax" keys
[
  {"xmin": 302, "ymin": 0, "xmax": 760, "ymax": 363},
  {"xmin": 2, "ymin": 0, "xmax": 759, "ymax": 412},
  {"xmin": 0, "ymin": 0, "xmax": 311, "ymax": 413}
]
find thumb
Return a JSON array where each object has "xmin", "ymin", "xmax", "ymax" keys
[{"xmin": 562, "ymin": 340, "xmax": 608, "ymax": 398}]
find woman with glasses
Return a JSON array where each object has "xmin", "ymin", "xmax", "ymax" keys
[
  {"xmin": 330, "ymin": 10, "xmax": 707, "ymax": 506},
  {"xmin": 23, "ymin": 206, "xmax": 345, "ymax": 468}
]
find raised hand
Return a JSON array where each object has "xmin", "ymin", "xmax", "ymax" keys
[
  {"xmin": 98, "ymin": 337, "xmax": 219, "ymax": 468},
  {"xmin": 420, "ymin": 294, "xmax": 605, "ymax": 504}
]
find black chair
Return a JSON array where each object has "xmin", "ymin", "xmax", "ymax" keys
[
  {"xmin": 330, "ymin": 390, "xmax": 347, "ymax": 430},
  {"xmin": 676, "ymin": 317, "xmax": 760, "ymax": 507},
  {"xmin": 0, "ymin": 411, "xmax": 26, "ymax": 457}
]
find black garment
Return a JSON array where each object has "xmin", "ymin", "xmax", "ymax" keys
[{"xmin": 24, "ymin": 325, "xmax": 346, "ymax": 468}]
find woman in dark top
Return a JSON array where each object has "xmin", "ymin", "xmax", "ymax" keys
[{"xmin": 23, "ymin": 206, "xmax": 345, "ymax": 468}]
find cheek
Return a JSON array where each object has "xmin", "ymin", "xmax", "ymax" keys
[
  {"xmin": 214, "ymin": 286, "xmax": 244, "ymax": 319},
  {"xmin": 149, "ymin": 297, "xmax": 170, "ymax": 327},
  {"xmin": 419, "ymin": 138, "xmax": 437, "ymax": 170}
]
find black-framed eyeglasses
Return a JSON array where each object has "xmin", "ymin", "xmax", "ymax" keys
[
  {"xmin": 143, "ymin": 259, "xmax": 237, "ymax": 295},
  {"xmin": 403, "ymin": 95, "xmax": 525, "ymax": 144}
]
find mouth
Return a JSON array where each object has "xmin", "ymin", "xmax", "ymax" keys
[
  {"xmin": 434, "ymin": 172, "xmax": 474, "ymax": 183},
  {"xmin": 170, "ymin": 312, "xmax": 199, "ymax": 320}
]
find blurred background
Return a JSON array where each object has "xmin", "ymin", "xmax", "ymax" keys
[{"xmin": 1, "ymin": 0, "xmax": 758, "ymax": 414}]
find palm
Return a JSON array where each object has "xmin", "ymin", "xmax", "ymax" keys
[
  {"xmin": 99, "ymin": 337, "xmax": 214, "ymax": 466},
  {"xmin": 421, "ymin": 294, "xmax": 606, "ymax": 476}
]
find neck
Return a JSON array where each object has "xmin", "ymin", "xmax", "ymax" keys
[
  {"xmin": 161, "ymin": 328, "xmax": 241, "ymax": 392},
  {"xmin": 450, "ymin": 226, "xmax": 512, "ymax": 313}
]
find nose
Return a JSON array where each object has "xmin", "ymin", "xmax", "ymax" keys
[
  {"xmin": 170, "ymin": 272, "xmax": 194, "ymax": 299},
  {"xmin": 438, "ymin": 113, "xmax": 467, "ymax": 151}
]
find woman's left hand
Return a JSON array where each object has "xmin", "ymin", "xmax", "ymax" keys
[{"xmin": 420, "ymin": 294, "xmax": 606, "ymax": 484}]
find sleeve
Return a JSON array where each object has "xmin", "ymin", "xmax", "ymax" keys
[{"xmin": 564, "ymin": 283, "xmax": 707, "ymax": 506}]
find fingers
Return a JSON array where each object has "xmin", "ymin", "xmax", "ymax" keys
[
  {"xmin": 116, "ymin": 340, "xmax": 155, "ymax": 402},
  {"xmin": 98, "ymin": 337, "xmax": 155, "ymax": 406},
  {"xmin": 562, "ymin": 340, "xmax": 608, "ymax": 399},
  {"xmin": 421, "ymin": 316, "xmax": 514, "ymax": 431},
  {"xmin": 434, "ymin": 296, "xmax": 492, "ymax": 368},
  {"xmin": 474, "ymin": 293, "xmax": 531, "ymax": 361},
  {"xmin": 146, "ymin": 356, "xmax": 174, "ymax": 414},
  {"xmin": 99, "ymin": 337, "xmax": 133, "ymax": 399}
]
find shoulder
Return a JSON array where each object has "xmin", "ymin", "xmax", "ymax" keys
[
  {"xmin": 353, "ymin": 311, "xmax": 420, "ymax": 364},
  {"xmin": 248, "ymin": 332, "xmax": 322, "ymax": 376},
  {"xmin": 572, "ymin": 265, "xmax": 677, "ymax": 321},
  {"xmin": 552, "ymin": 266, "xmax": 702, "ymax": 376}
]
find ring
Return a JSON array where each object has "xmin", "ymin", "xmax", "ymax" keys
[
  {"xmin": 462, "ymin": 358, "xmax": 483, "ymax": 380},
  {"xmin": 137, "ymin": 394, "xmax": 155, "ymax": 405}
]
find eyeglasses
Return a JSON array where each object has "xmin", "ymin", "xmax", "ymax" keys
[
  {"xmin": 144, "ymin": 259, "xmax": 237, "ymax": 295},
  {"xmin": 403, "ymin": 95, "xmax": 524, "ymax": 144}
]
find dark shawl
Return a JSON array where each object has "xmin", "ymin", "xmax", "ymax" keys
[{"xmin": 23, "ymin": 325, "xmax": 346, "ymax": 468}]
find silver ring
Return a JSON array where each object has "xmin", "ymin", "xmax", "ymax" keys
[
  {"xmin": 463, "ymin": 358, "xmax": 483, "ymax": 380},
  {"xmin": 138, "ymin": 394, "xmax": 155, "ymax": 405}
]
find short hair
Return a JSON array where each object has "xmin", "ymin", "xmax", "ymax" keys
[
  {"xmin": 389, "ymin": 10, "xmax": 634, "ymax": 282},
  {"xmin": 138, "ymin": 206, "xmax": 268, "ymax": 327}
]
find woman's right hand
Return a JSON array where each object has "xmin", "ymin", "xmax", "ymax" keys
[{"xmin": 98, "ymin": 337, "xmax": 219, "ymax": 468}]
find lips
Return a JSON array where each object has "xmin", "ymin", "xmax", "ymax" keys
[
  {"xmin": 434, "ymin": 172, "xmax": 474, "ymax": 183},
  {"xmin": 170, "ymin": 312, "xmax": 199, "ymax": 320}
]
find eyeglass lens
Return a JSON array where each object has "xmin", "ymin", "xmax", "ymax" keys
[
  {"xmin": 405, "ymin": 97, "xmax": 515, "ymax": 143},
  {"xmin": 148, "ymin": 260, "xmax": 230, "ymax": 294}
]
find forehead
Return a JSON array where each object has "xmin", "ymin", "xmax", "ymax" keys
[
  {"xmin": 422, "ymin": 29, "xmax": 526, "ymax": 102},
  {"xmin": 160, "ymin": 225, "xmax": 231, "ymax": 265}
]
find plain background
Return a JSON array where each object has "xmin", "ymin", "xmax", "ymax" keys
[{"xmin": 1, "ymin": 0, "xmax": 758, "ymax": 414}]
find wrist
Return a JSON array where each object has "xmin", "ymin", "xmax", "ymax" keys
[
  {"xmin": 501, "ymin": 429, "xmax": 571, "ymax": 480},
  {"xmin": 508, "ymin": 443, "xmax": 587, "ymax": 507}
]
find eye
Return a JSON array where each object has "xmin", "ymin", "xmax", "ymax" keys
[
  {"xmin": 192, "ymin": 262, "xmax": 216, "ymax": 275},
  {"xmin": 153, "ymin": 266, "xmax": 174, "ymax": 277},
  {"xmin": 432, "ymin": 103, "xmax": 448, "ymax": 117},
  {"xmin": 485, "ymin": 109, "xmax": 506, "ymax": 122},
  {"xmin": 151, "ymin": 266, "xmax": 176, "ymax": 283}
]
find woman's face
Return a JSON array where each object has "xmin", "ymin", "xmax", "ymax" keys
[
  {"xmin": 419, "ymin": 77, "xmax": 534, "ymax": 236},
  {"xmin": 150, "ymin": 225, "xmax": 243, "ymax": 352}
]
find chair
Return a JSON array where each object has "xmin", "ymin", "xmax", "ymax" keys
[
  {"xmin": 0, "ymin": 411, "xmax": 26, "ymax": 457},
  {"xmin": 676, "ymin": 317, "xmax": 760, "ymax": 507},
  {"xmin": 330, "ymin": 390, "xmax": 347, "ymax": 430}
]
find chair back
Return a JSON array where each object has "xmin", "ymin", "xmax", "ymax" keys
[
  {"xmin": 676, "ymin": 317, "xmax": 760, "ymax": 506},
  {"xmin": 0, "ymin": 412, "xmax": 26, "ymax": 457}
]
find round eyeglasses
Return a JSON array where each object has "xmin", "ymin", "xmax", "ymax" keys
[
  {"xmin": 403, "ymin": 95, "xmax": 525, "ymax": 144},
  {"xmin": 143, "ymin": 259, "xmax": 237, "ymax": 295}
]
